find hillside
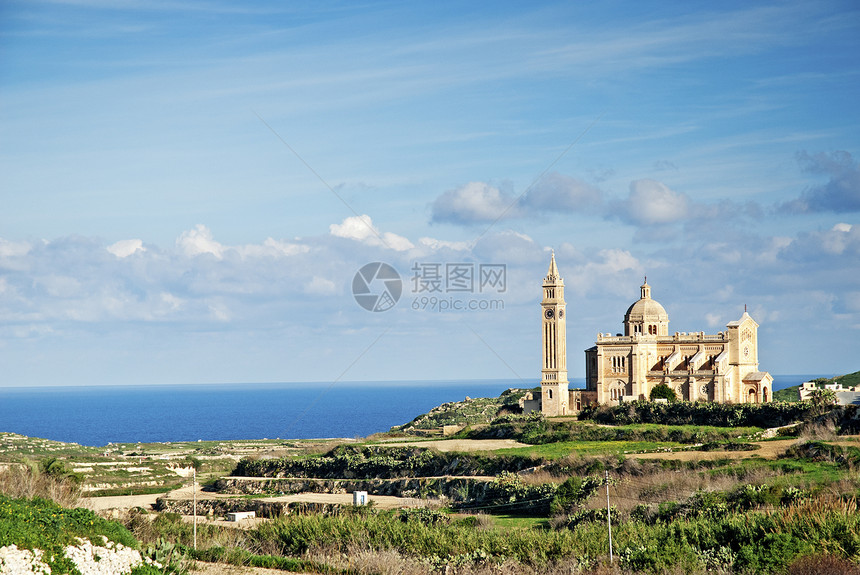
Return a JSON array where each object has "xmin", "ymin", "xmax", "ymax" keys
[
  {"xmin": 775, "ymin": 370, "xmax": 860, "ymax": 402},
  {"xmin": 390, "ymin": 387, "xmax": 533, "ymax": 432}
]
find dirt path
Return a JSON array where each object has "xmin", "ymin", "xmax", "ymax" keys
[
  {"xmin": 381, "ymin": 438, "xmax": 528, "ymax": 451},
  {"xmin": 83, "ymin": 492, "xmax": 167, "ymax": 512},
  {"xmin": 192, "ymin": 562, "xmax": 309, "ymax": 575},
  {"xmin": 633, "ymin": 438, "xmax": 799, "ymax": 461}
]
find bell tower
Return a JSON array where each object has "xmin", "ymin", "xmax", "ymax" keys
[{"xmin": 541, "ymin": 251, "xmax": 568, "ymax": 416}]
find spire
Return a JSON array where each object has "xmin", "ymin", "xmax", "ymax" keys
[
  {"xmin": 640, "ymin": 278, "xmax": 651, "ymax": 300},
  {"xmin": 547, "ymin": 250, "xmax": 559, "ymax": 279}
]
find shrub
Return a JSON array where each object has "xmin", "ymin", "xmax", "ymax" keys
[
  {"xmin": 549, "ymin": 475, "xmax": 604, "ymax": 515},
  {"xmin": 649, "ymin": 383, "xmax": 677, "ymax": 402}
]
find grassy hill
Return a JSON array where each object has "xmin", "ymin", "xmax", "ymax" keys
[{"xmin": 774, "ymin": 370, "xmax": 860, "ymax": 402}]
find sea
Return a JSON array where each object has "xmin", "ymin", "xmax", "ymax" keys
[{"xmin": 0, "ymin": 375, "xmax": 823, "ymax": 447}]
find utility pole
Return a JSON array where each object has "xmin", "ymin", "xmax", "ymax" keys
[
  {"xmin": 193, "ymin": 467, "xmax": 197, "ymax": 551},
  {"xmin": 605, "ymin": 470, "xmax": 613, "ymax": 562}
]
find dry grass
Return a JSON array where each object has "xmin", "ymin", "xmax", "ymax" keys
[
  {"xmin": 519, "ymin": 469, "xmax": 566, "ymax": 485},
  {"xmin": 575, "ymin": 465, "xmax": 784, "ymax": 514},
  {"xmin": 307, "ymin": 544, "xmax": 615, "ymax": 575},
  {"xmin": 788, "ymin": 554, "xmax": 860, "ymax": 575},
  {"xmin": 798, "ymin": 421, "xmax": 840, "ymax": 442},
  {"xmin": 0, "ymin": 462, "xmax": 82, "ymax": 508}
]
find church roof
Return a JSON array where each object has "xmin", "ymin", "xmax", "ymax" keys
[
  {"xmin": 624, "ymin": 280, "xmax": 668, "ymax": 323},
  {"xmin": 743, "ymin": 371, "xmax": 771, "ymax": 382},
  {"xmin": 727, "ymin": 311, "xmax": 759, "ymax": 327}
]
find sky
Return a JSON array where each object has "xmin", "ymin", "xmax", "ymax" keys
[{"xmin": 1, "ymin": 0, "xmax": 859, "ymax": 387}]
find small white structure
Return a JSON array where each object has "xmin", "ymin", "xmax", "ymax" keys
[
  {"xmin": 227, "ymin": 511, "xmax": 256, "ymax": 522},
  {"xmin": 353, "ymin": 491, "xmax": 368, "ymax": 506}
]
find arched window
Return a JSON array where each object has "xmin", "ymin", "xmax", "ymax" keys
[{"xmin": 547, "ymin": 389, "xmax": 553, "ymax": 399}]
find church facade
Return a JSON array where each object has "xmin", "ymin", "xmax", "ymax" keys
[{"xmin": 524, "ymin": 254, "xmax": 773, "ymax": 416}]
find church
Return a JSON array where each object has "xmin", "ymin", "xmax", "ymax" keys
[{"xmin": 524, "ymin": 253, "xmax": 773, "ymax": 416}]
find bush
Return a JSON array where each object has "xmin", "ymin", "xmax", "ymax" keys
[
  {"xmin": 580, "ymin": 399, "xmax": 835, "ymax": 429},
  {"xmin": 649, "ymin": 383, "xmax": 677, "ymax": 402}
]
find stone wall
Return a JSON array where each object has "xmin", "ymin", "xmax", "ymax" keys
[
  {"xmin": 154, "ymin": 497, "xmax": 339, "ymax": 518},
  {"xmin": 214, "ymin": 475, "xmax": 491, "ymax": 500}
]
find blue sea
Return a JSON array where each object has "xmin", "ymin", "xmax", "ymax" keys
[{"xmin": 0, "ymin": 375, "xmax": 821, "ymax": 447}]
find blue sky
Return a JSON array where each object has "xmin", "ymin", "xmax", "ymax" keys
[{"xmin": 1, "ymin": 0, "xmax": 859, "ymax": 387}]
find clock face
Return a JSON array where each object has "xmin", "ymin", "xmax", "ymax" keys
[
  {"xmin": 700, "ymin": 385, "xmax": 708, "ymax": 394},
  {"xmin": 559, "ymin": 309, "xmax": 564, "ymax": 319},
  {"xmin": 544, "ymin": 308, "xmax": 554, "ymax": 319}
]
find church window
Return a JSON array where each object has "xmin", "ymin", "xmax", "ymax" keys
[
  {"xmin": 611, "ymin": 356, "xmax": 626, "ymax": 373},
  {"xmin": 547, "ymin": 389, "xmax": 553, "ymax": 399},
  {"xmin": 649, "ymin": 325, "xmax": 657, "ymax": 335},
  {"xmin": 742, "ymin": 328, "xmax": 752, "ymax": 342}
]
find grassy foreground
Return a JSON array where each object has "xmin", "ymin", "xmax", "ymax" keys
[{"xmin": 3, "ymin": 388, "xmax": 860, "ymax": 574}]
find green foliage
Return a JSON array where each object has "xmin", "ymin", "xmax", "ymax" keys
[
  {"xmin": 235, "ymin": 502, "xmax": 860, "ymax": 574},
  {"xmin": 808, "ymin": 388, "xmax": 839, "ymax": 408},
  {"xmin": 191, "ymin": 546, "xmax": 318, "ymax": 572},
  {"xmin": 489, "ymin": 418, "xmax": 762, "ymax": 447},
  {"xmin": 774, "ymin": 385, "xmax": 801, "ymax": 402},
  {"xmin": 549, "ymin": 475, "xmax": 605, "ymax": 515},
  {"xmin": 234, "ymin": 445, "xmax": 542, "ymax": 479},
  {"xmin": 144, "ymin": 537, "xmax": 191, "ymax": 575},
  {"xmin": 38, "ymin": 457, "xmax": 83, "ymax": 486},
  {"xmin": 784, "ymin": 441, "xmax": 860, "ymax": 468},
  {"xmin": 455, "ymin": 471, "xmax": 558, "ymax": 515},
  {"xmin": 817, "ymin": 370, "xmax": 860, "ymax": 389},
  {"xmin": 580, "ymin": 399, "xmax": 834, "ymax": 428},
  {"xmin": 650, "ymin": 383, "xmax": 677, "ymax": 402},
  {"xmin": 0, "ymin": 495, "xmax": 143, "ymax": 574},
  {"xmin": 391, "ymin": 388, "xmax": 530, "ymax": 431},
  {"xmin": 399, "ymin": 507, "xmax": 450, "ymax": 525}
]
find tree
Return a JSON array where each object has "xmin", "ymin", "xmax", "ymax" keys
[
  {"xmin": 650, "ymin": 383, "xmax": 677, "ymax": 402},
  {"xmin": 808, "ymin": 388, "xmax": 838, "ymax": 408}
]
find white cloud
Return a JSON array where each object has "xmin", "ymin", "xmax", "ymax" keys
[
  {"xmin": 236, "ymin": 238, "xmax": 310, "ymax": 258},
  {"xmin": 177, "ymin": 225, "xmax": 224, "ymax": 258},
  {"xmin": 304, "ymin": 276, "xmax": 337, "ymax": 295},
  {"xmin": 779, "ymin": 151, "xmax": 860, "ymax": 213},
  {"xmin": 705, "ymin": 312, "xmax": 722, "ymax": 327},
  {"xmin": 107, "ymin": 239, "xmax": 145, "ymax": 258},
  {"xmin": 208, "ymin": 302, "xmax": 231, "ymax": 322},
  {"xmin": 329, "ymin": 215, "xmax": 414, "ymax": 251},
  {"xmin": 522, "ymin": 172, "xmax": 604, "ymax": 213},
  {"xmin": 431, "ymin": 182, "xmax": 517, "ymax": 224},
  {"xmin": 417, "ymin": 237, "xmax": 470, "ymax": 251},
  {"xmin": 159, "ymin": 292, "xmax": 184, "ymax": 313},
  {"xmin": 620, "ymin": 179, "xmax": 691, "ymax": 225},
  {"xmin": 0, "ymin": 239, "xmax": 31, "ymax": 258}
]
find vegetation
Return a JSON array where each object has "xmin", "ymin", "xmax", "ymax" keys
[
  {"xmin": 776, "ymin": 370, "xmax": 860, "ymax": 403},
  {"xmin": 5, "ymin": 379, "xmax": 860, "ymax": 575},
  {"xmin": 774, "ymin": 385, "xmax": 801, "ymax": 402},
  {"xmin": 116, "ymin": 495, "xmax": 860, "ymax": 575},
  {"xmin": 391, "ymin": 388, "xmax": 529, "ymax": 431},
  {"xmin": 580, "ymin": 398, "xmax": 839, "ymax": 428},
  {"xmin": 649, "ymin": 382, "xmax": 677, "ymax": 402},
  {"xmin": 471, "ymin": 417, "xmax": 765, "ymax": 445},
  {"xmin": 235, "ymin": 444, "xmax": 542, "ymax": 479}
]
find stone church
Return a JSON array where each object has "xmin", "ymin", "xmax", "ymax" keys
[{"xmin": 524, "ymin": 253, "xmax": 773, "ymax": 416}]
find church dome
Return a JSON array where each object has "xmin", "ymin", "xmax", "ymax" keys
[{"xmin": 624, "ymin": 280, "xmax": 669, "ymax": 335}]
